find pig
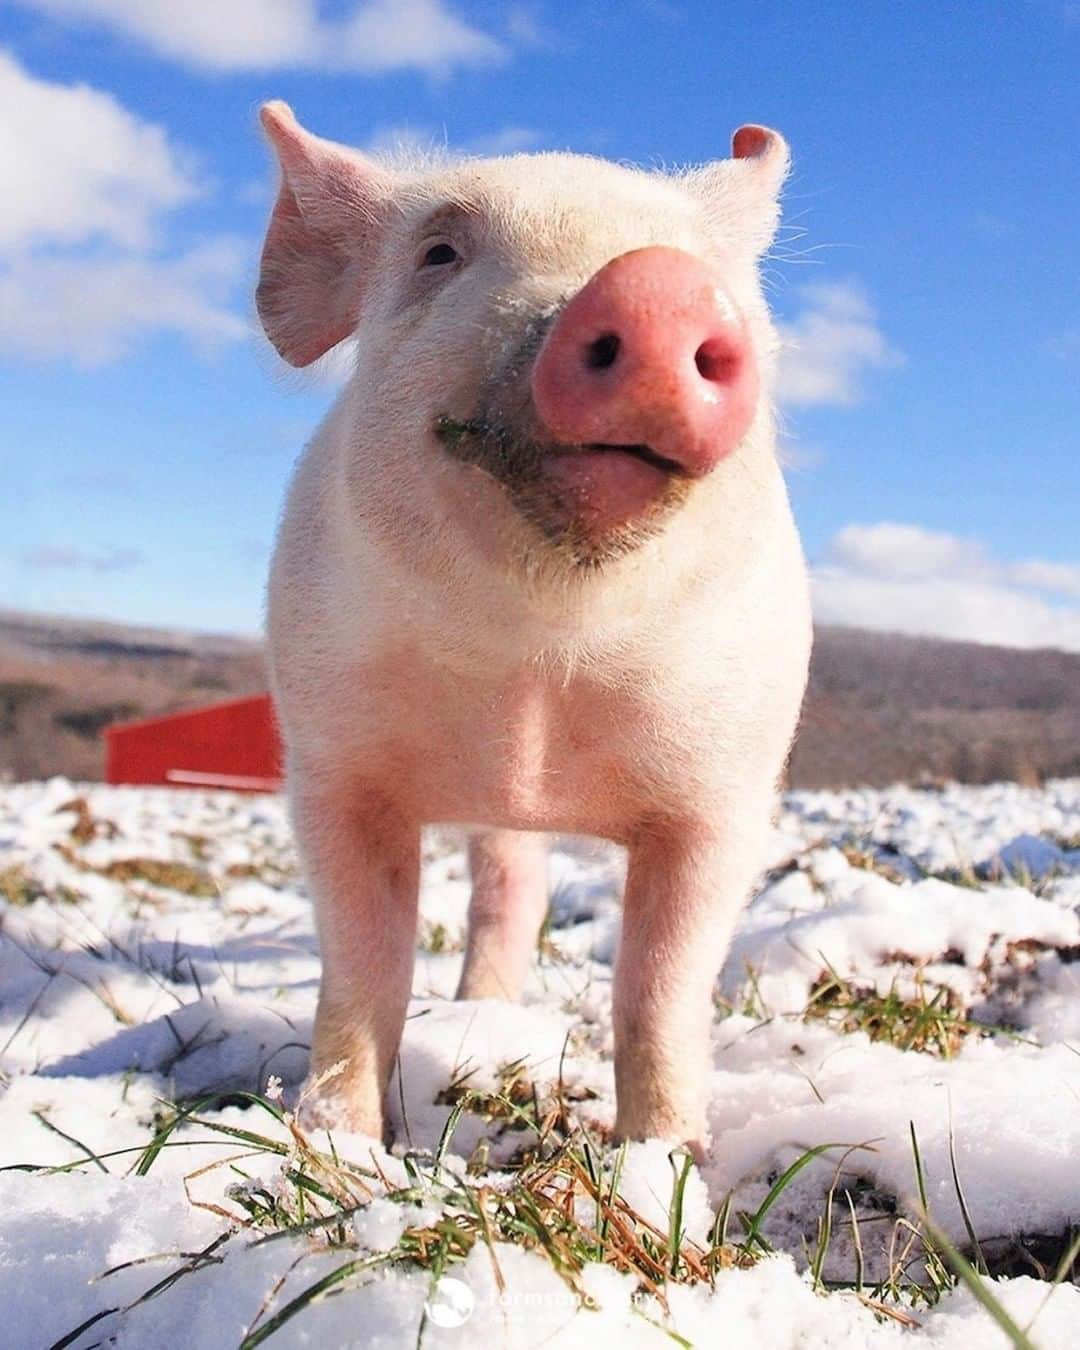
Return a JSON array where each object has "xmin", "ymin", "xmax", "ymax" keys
[{"xmin": 256, "ymin": 101, "xmax": 812, "ymax": 1155}]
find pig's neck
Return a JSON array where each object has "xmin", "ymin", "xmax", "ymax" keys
[{"xmin": 326, "ymin": 419, "xmax": 796, "ymax": 674}]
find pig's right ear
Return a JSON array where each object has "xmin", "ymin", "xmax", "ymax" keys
[
  {"xmin": 257, "ymin": 101, "xmax": 397, "ymax": 367},
  {"xmin": 689, "ymin": 125, "xmax": 790, "ymax": 256}
]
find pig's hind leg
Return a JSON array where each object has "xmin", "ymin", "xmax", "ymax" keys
[
  {"xmin": 292, "ymin": 781, "xmax": 421, "ymax": 1141},
  {"xmin": 456, "ymin": 829, "xmax": 549, "ymax": 1001}
]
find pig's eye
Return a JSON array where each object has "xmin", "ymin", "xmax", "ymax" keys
[{"xmin": 420, "ymin": 241, "xmax": 460, "ymax": 268}]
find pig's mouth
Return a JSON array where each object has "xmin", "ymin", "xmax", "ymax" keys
[
  {"xmin": 438, "ymin": 417, "xmax": 679, "ymax": 473},
  {"xmin": 588, "ymin": 442, "xmax": 683, "ymax": 474},
  {"xmin": 435, "ymin": 414, "xmax": 691, "ymax": 564}
]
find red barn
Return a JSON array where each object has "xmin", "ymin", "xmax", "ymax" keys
[{"xmin": 105, "ymin": 694, "xmax": 283, "ymax": 793}]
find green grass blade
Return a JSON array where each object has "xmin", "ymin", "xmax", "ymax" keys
[
  {"xmin": 601, "ymin": 1141, "xmax": 628, "ymax": 1246},
  {"xmin": 239, "ymin": 1254, "xmax": 390, "ymax": 1349},
  {"xmin": 434, "ymin": 1095, "xmax": 470, "ymax": 1175},
  {"xmin": 133, "ymin": 1092, "xmax": 286, "ymax": 1177},
  {"xmin": 811, "ymin": 1190, "xmax": 834, "ymax": 1290},
  {"xmin": 740, "ymin": 1142, "xmax": 852, "ymax": 1254},
  {"xmin": 47, "ymin": 1306, "xmax": 119, "ymax": 1350},
  {"xmin": 31, "ymin": 1110, "xmax": 110, "ymax": 1174},
  {"xmin": 947, "ymin": 1126, "xmax": 987, "ymax": 1275},
  {"xmin": 667, "ymin": 1147, "xmax": 694, "ymax": 1276},
  {"xmin": 922, "ymin": 1216, "xmax": 1041, "ymax": 1350},
  {"xmin": 845, "ymin": 1188, "xmax": 865, "ymax": 1294},
  {"xmin": 908, "ymin": 1121, "xmax": 930, "ymax": 1215}
]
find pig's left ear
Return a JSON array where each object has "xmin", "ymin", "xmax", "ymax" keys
[
  {"xmin": 257, "ymin": 101, "xmax": 398, "ymax": 367},
  {"xmin": 688, "ymin": 125, "xmax": 790, "ymax": 256}
]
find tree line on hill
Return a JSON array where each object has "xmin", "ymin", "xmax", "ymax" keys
[{"xmin": 1, "ymin": 611, "xmax": 1077, "ymax": 789}]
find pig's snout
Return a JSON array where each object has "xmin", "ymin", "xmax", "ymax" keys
[{"xmin": 532, "ymin": 247, "xmax": 759, "ymax": 478}]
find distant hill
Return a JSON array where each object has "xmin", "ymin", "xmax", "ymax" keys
[
  {"xmin": 787, "ymin": 626, "xmax": 1080, "ymax": 788},
  {"xmin": 1, "ymin": 609, "xmax": 1077, "ymax": 789},
  {"xmin": 0, "ymin": 611, "xmax": 266, "ymax": 783}
]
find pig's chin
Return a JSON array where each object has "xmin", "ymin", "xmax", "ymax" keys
[{"xmin": 435, "ymin": 416, "xmax": 690, "ymax": 566}]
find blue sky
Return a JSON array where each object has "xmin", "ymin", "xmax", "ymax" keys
[{"xmin": 2, "ymin": 1, "xmax": 1078, "ymax": 648}]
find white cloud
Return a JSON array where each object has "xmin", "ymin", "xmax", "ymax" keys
[
  {"xmin": 1007, "ymin": 559, "xmax": 1080, "ymax": 601},
  {"xmin": 22, "ymin": 544, "xmax": 143, "ymax": 572},
  {"xmin": 333, "ymin": 0, "xmax": 504, "ymax": 73},
  {"xmin": 777, "ymin": 281, "xmax": 904, "ymax": 407},
  {"xmin": 0, "ymin": 239, "xmax": 248, "ymax": 366},
  {"xmin": 0, "ymin": 48, "xmax": 197, "ymax": 253},
  {"xmin": 0, "ymin": 50, "xmax": 244, "ymax": 365},
  {"xmin": 466, "ymin": 125, "xmax": 544, "ymax": 156},
  {"xmin": 364, "ymin": 122, "xmax": 543, "ymax": 160},
  {"xmin": 16, "ymin": 0, "xmax": 504, "ymax": 74},
  {"xmin": 813, "ymin": 522, "xmax": 1080, "ymax": 652},
  {"xmin": 504, "ymin": 5, "xmax": 546, "ymax": 45},
  {"xmin": 825, "ymin": 522, "xmax": 984, "ymax": 581}
]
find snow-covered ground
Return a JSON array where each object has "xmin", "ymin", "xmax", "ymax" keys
[{"xmin": 1, "ymin": 777, "xmax": 1078, "ymax": 1348}]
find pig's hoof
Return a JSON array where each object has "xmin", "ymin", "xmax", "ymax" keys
[
  {"xmin": 295, "ymin": 1087, "xmax": 383, "ymax": 1142},
  {"xmin": 612, "ymin": 1109, "xmax": 708, "ymax": 1163}
]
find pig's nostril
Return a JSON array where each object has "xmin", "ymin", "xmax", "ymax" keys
[
  {"xmin": 694, "ymin": 338, "xmax": 739, "ymax": 384},
  {"xmin": 584, "ymin": 333, "xmax": 621, "ymax": 371}
]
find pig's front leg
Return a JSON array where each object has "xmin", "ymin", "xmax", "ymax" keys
[
  {"xmin": 291, "ymin": 782, "xmax": 420, "ymax": 1140},
  {"xmin": 613, "ymin": 811, "xmax": 768, "ymax": 1154},
  {"xmin": 456, "ymin": 829, "xmax": 549, "ymax": 1001}
]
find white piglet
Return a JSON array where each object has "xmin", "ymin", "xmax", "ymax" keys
[{"xmin": 257, "ymin": 102, "xmax": 811, "ymax": 1155}]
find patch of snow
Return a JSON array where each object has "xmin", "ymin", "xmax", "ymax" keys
[{"xmin": 0, "ymin": 777, "xmax": 1077, "ymax": 1347}]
